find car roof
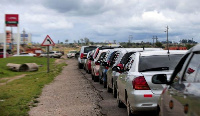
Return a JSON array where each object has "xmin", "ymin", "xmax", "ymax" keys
[
  {"xmin": 187, "ymin": 43, "xmax": 200, "ymax": 53},
  {"xmin": 139, "ymin": 50, "xmax": 188, "ymax": 56}
]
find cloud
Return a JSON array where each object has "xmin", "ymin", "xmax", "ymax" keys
[{"xmin": 0, "ymin": 0, "xmax": 200, "ymax": 43}]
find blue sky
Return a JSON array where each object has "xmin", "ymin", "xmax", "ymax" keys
[{"xmin": 0, "ymin": 0, "xmax": 200, "ymax": 43}]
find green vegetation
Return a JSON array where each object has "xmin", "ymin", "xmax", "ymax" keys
[{"xmin": 0, "ymin": 57, "xmax": 66, "ymax": 116}]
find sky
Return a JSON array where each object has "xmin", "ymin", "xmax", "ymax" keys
[{"xmin": 0, "ymin": 0, "xmax": 200, "ymax": 43}]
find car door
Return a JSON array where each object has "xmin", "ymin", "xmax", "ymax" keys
[
  {"xmin": 117, "ymin": 58, "xmax": 134, "ymax": 104},
  {"xmin": 161, "ymin": 52, "xmax": 200, "ymax": 116}
]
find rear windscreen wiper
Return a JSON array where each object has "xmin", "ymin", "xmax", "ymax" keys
[{"xmin": 140, "ymin": 67, "xmax": 169, "ymax": 72}]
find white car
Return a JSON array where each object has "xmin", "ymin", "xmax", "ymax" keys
[
  {"xmin": 116, "ymin": 50, "xmax": 187, "ymax": 115},
  {"xmin": 13, "ymin": 52, "xmax": 36, "ymax": 57},
  {"xmin": 66, "ymin": 50, "xmax": 77, "ymax": 58},
  {"xmin": 40, "ymin": 51, "xmax": 62, "ymax": 58}
]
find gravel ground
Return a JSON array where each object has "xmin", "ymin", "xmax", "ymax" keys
[{"xmin": 29, "ymin": 58, "xmax": 102, "ymax": 116}]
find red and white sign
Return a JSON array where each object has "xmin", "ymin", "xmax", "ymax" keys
[
  {"xmin": 41, "ymin": 35, "xmax": 55, "ymax": 46},
  {"xmin": 5, "ymin": 14, "xmax": 19, "ymax": 27}
]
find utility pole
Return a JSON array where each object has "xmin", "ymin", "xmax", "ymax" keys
[
  {"xmin": 165, "ymin": 26, "xmax": 169, "ymax": 53},
  {"xmin": 11, "ymin": 27, "xmax": 14, "ymax": 50},
  {"xmin": 129, "ymin": 35, "xmax": 133, "ymax": 47},
  {"xmin": 23, "ymin": 28, "xmax": 26, "ymax": 45},
  {"xmin": 155, "ymin": 36, "xmax": 158, "ymax": 43},
  {"xmin": 152, "ymin": 36, "xmax": 158, "ymax": 47}
]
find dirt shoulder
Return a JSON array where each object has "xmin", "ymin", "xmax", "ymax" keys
[{"xmin": 29, "ymin": 58, "xmax": 102, "ymax": 116}]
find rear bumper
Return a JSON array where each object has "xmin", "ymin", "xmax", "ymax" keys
[{"xmin": 128, "ymin": 90, "xmax": 160, "ymax": 112}]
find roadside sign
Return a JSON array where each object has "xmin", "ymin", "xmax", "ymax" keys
[
  {"xmin": 41, "ymin": 35, "xmax": 55, "ymax": 46},
  {"xmin": 5, "ymin": 14, "xmax": 19, "ymax": 27}
]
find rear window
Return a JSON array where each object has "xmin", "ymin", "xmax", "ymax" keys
[
  {"xmin": 139, "ymin": 54, "xmax": 184, "ymax": 72},
  {"xmin": 84, "ymin": 47, "xmax": 97, "ymax": 53}
]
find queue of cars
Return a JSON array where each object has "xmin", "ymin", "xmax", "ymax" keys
[{"xmin": 78, "ymin": 44, "xmax": 200, "ymax": 116}]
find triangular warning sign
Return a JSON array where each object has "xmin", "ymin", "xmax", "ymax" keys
[{"xmin": 41, "ymin": 35, "xmax": 55, "ymax": 46}]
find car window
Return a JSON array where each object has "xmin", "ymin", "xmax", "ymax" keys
[
  {"xmin": 124, "ymin": 58, "xmax": 134, "ymax": 71},
  {"xmin": 120, "ymin": 52, "xmax": 134, "ymax": 64},
  {"xmin": 183, "ymin": 53, "xmax": 200, "ymax": 83},
  {"xmin": 84, "ymin": 47, "xmax": 97, "ymax": 53},
  {"xmin": 98, "ymin": 52, "xmax": 106, "ymax": 61}
]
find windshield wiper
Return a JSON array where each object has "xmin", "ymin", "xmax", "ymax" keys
[{"xmin": 140, "ymin": 67, "xmax": 169, "ymax": 72}]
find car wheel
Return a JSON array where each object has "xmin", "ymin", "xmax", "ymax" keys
[
  {"xmin": 117, "ymin": 90, "xmax": 124, "ymax": 108},
  {"xmin": 103, "ymin": 81, "xmax": 107, "ymax": 88},
  {"xmin": 113, "ymin": 84, "xmax": 117, "ymax": 98},
  {"xmin": 127, "ymin": 100, "xmax": 134, "ymax": 116},
  {"xmin": 79, "ymin": 63, "xmax": 83, "ymax": 69},
  {"xmin": 88, "ymin": 70, "xmax": 91, "ymax": 74},
  {"xmin": 99, "ymin": 78, "xmax": 103, "ymax": 84},
  {"xmin": 107, "ymin": 84, "xmax": 112, "ymax": 93},
  {"xmin": 94, "ymin": 76, "xmax": 99, "ymax": 82}
]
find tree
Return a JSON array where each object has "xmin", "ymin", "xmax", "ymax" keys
[
  {"xmin": 65, "ymin": 39, "xmax": 68, "ymax": 44},
  {"xmin": 84, "ymin": 37, "xmax": 90, "ymax": 45},
  {"xmin": 155, "ymin": 42, "xmax": 163, "ymax": 48}
]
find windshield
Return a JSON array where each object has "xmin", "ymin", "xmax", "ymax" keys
[{"xmin": 138, "ymin": 54, "xmax": 183, "ymax": 72}]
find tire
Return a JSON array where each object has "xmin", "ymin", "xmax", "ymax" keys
[
  {"xmin": 117, "ymin": 90, "xmax": 124, "ymax": 108},
  {"xmin": 92, "ymin": 75, "xmax": 94, "ymax": 80},
  {"xmin": 88, "ymin": 70, "xmax": 91, "ymax": 74},
  {"xmin": 99, "ymin": 78, "xmax": 103, "ymax": 84},
  {"xmin": 79, "ymin": 63, "xmax": 83, "ymax": 69},
  {"xmin": 94, "ymin": 76, "xmax": 99, "ymax": 82},
  {"xmin": 113, "ymin": 84, "xmax": 117, "ymax": 98},
  {"xmin": 103, "ymin": 81, "xmax": 107, "ymax": 88},
  {"xmin": 127, "ymin": 100, "xmax": 134, "ymax": 116},
  {"xmin": 107, "ymin": 84, "xmax": 112, "ymax": 93}
]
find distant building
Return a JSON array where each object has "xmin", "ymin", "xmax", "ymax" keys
[{"xmin": 0, "ymin": 30, "xmax": 32, "ymax": 45}]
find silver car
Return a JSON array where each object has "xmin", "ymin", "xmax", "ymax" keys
[
  {"xmin": 116, "ymin": 50, "xmax": 187, "ymax": 115},
  {"xmin": 107, "ymin": 48, "xmax": 163, "ymax": 97},
  {"xmin": 152, "ymin": 44, "xmax": 200, "ymax": 116}
]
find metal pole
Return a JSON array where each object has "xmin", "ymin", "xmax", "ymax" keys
[
  {"xmin": 4, "ymin": 23, "xmax": 6, "ymax": 58},
  {"xmin": 47, "ymin": 46, "xmax": 50, "ymax": 73},
  {"xmin": 166, "ymin": 26, "xmax": 169, "ymax": 53},
  {"xmin": 17, "ymin": 26, "xmax": 20, "ymax": 55},
  {"xmin": 152, "ymin": 36, "xmax": 154, "ymax": 47}
]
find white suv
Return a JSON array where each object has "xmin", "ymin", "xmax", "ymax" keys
[{"xmin": 78, "ymin": 46, "xmax": 97, "ymax": 69}]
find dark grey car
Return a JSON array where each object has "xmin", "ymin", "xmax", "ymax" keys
[{"xmin": 152, "ymin": 44, "xmax": 200, "ymax": 116}]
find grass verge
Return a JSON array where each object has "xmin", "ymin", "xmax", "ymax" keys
[{"xmin": 0, "ymin": 57, "xmax": 66, "ymax": 116}]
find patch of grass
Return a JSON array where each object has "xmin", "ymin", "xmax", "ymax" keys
[
  {"xmin": 0, "ymin": 57, "xmax": 53, "ymax": 79},
  {"xmin": 0, "ymin": 57, "xmax": 66, "ymax": 116},
  {"xmin": 0, "ymin": 79, "xmax": 9, "ymax": 83}
]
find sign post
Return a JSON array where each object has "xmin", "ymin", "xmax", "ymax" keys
[
  {"xmin": 41, "ymin": 35, "xmax": 55, "ymax": 73},
  {"xmin": 4, "ymin": 14, "xmax": 19, "ymax": 58}
]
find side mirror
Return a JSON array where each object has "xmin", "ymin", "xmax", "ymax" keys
[
  {"xmin": 112, "ymin": 66, "xmax": 120, "ymax": 72},
  {"xmin": 152, "ymin": 74, "xmax": 168, "ymax": 84}
]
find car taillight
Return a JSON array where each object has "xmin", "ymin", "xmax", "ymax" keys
[
  {"xmin": 107, "ymin": 61, "xmax": 110, "ymax": 67},
  {"xmin": 80, "ymin": 53, "xmax": 84, "ymax": 59},
  {"xmin": 95, "ymin": 61, "xmax": 100, "ymax": 65},
  {"xmin": 132, "ymin": 76, "xmax": 150, "ymax": 90}
]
